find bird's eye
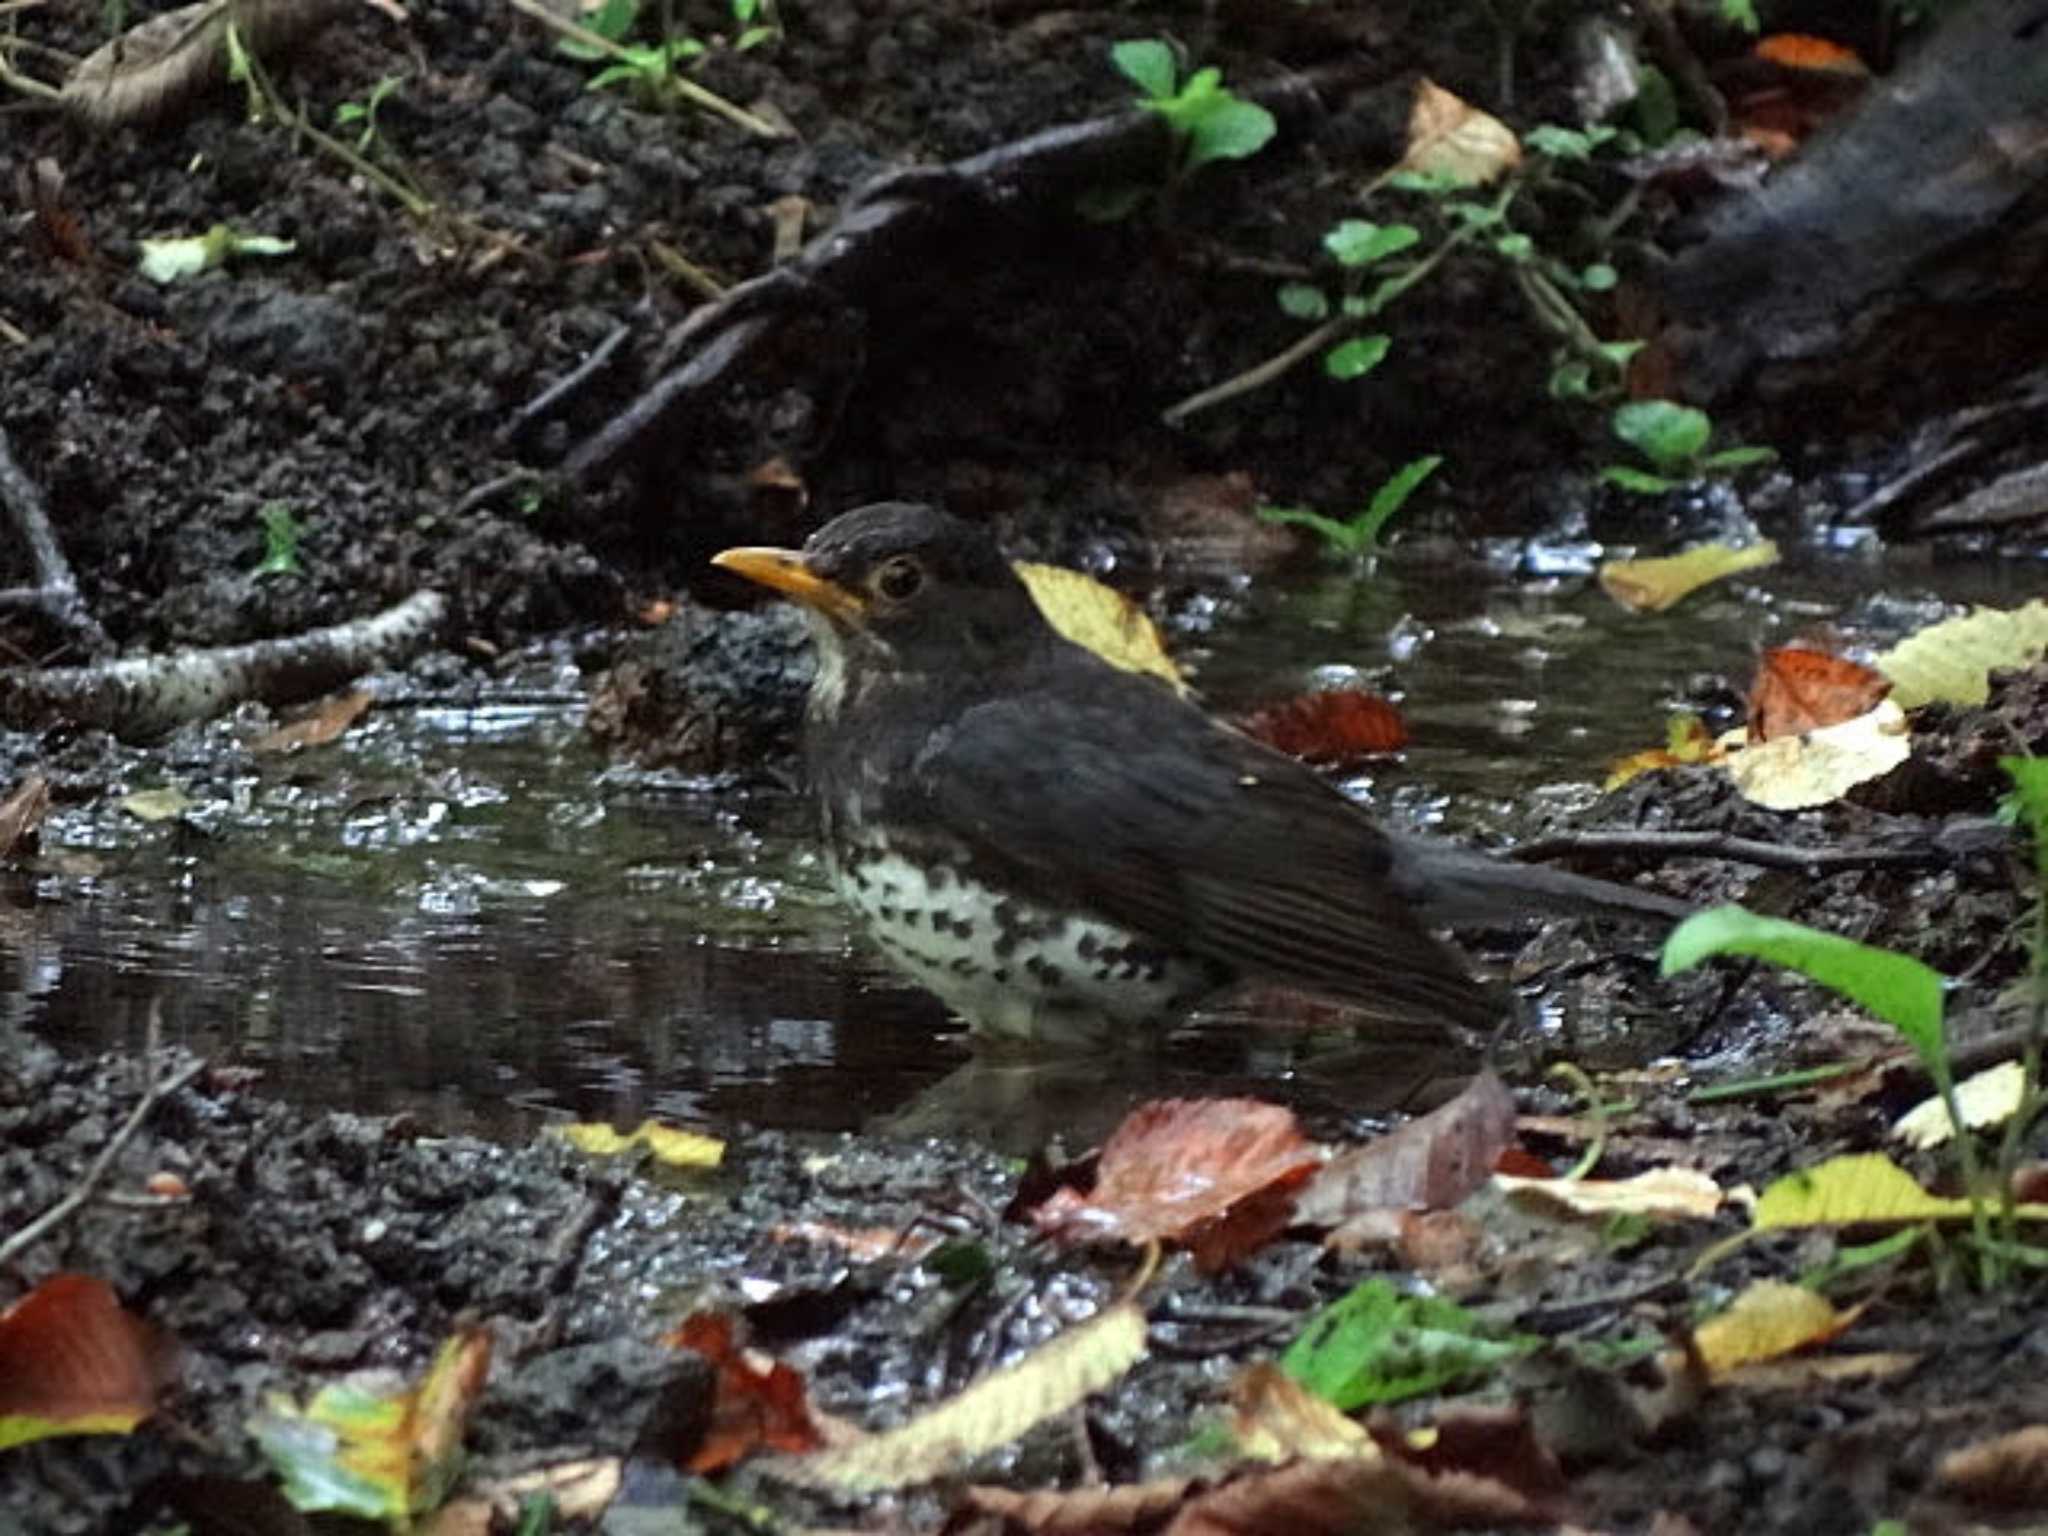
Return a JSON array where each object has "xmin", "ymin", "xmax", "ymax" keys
[{"xmin": 872, "ymin": 556, "xmax": 924, "ymax": 603}]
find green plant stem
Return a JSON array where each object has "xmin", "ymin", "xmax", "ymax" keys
[
  {"xmin": 1996, "ymin": 902, "xmax": 2048, "ymax": 1255},
  {"xmin": 505, "ymin": 0, "xmax": 785, "ymax": 137},
  {"xmin": 1162, "ymin": 183, "xmax": 1513, "ymax": 427},
  {"xmin": 241, "ymin": 49, "xmax": 435, "ymax": 219},
  {"xmin": 1929, "ymin": 1050, "xmax": 1998, "ymax": 1287}
]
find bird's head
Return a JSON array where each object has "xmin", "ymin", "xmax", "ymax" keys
[{"xmin": 713, "ymin": 503, "xmax": 1046, "ymax": 686}]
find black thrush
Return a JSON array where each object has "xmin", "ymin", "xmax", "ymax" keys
[{"xmin": 713, "ymin": 502, "xmax": 1689, "ymax": 1050}]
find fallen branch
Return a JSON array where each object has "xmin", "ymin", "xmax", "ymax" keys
[
  {"xmin": 0, "ymin": 426, "xmax": 112, "ymax": 655},
  {"xmin": 0, "ymin": 1012, "xmax": 208, "ymax": 1271},
  {"xmin": 544, "ymin": 59, "xmax": 1381, "ymax": 484},
  {"xmin": 0, "ymin": 589, "xmax": 447, "ymax": 739}
]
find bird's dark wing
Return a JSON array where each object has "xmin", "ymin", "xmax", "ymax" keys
[{"xmin": 901, "ymin": 669, "xmax": 1502, "ymax": 1035}]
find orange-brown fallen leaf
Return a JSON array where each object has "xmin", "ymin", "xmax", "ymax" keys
[
  {"xmin": 666, "ymin": 1312, "xmax": 822, "ymax": 1472},
  {"xmin": 1031, "ymin": 1098, "xmax": 1323, "ymax": 1272},
  {"xmin": 1753, "ymin": 33, "xmax": 1869, "ymax": 74},
  {"xmin": 1747, "ymin": 647, "xmax": 1891, "ymax": 741},
  {"xmin": 1235, "ymin": 690, "xmax": 1408, "ymax": 769},
  {"xmin": 0, "ymin": 1275, "xmax": 180, "ymax": 1449},
  {"xmin": 1398, "ymin": 79, "xmax": 1522, "ymax": 186}
]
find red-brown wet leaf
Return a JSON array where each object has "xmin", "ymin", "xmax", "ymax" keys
[
  {"xmin": 249, "ymin": 689, "xmax": 373, "ymax": 753},
  {"xmin": 1293, "ymin": 1070, "xmax": 1517, "ymax": 1229},
  {"xmin": 0, "ymin": 1274, "xmax": 180, "ymax": 1447},
  {"xmin": 664, "ymin": 1311, "xmax": 822, "ymax": 1472},
  {"xmin": 1235, "ymin": 691, "xmax": 1408, "ymax": 769},
  {"xmin": 0, "ymin": 773, "xmax": 51, "ymax": 860},
  {"xmin": 1753, "ymin": 33, "xmax": 1869, "ymax": 73},
  {"xmin": 1747, "ymin": 647, "xmax": 1891, "ymax": 742},
  {"xmin": 1030, "ymin": 1098, "xmax": 1323, "ymax": 1272}
]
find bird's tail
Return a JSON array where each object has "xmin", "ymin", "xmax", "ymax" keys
[{"xmin": 1389, "ymin": 833, "xmax": 1693, "ymax": 929}]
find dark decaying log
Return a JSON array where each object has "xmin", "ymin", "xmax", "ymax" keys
[{"xmin": 1656, "ymin": 0, "xmax": 2048, "ymax": 406}]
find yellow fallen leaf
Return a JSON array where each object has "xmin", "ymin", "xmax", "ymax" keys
[
  {"xmin": 1399, "ymin": 79, "xmax": 1522, "ymax": 185},
  {"xmin": 555, "ymin": 1120, "xmax": 724, "ymax": 1168},
  {"xmin": 1598, "ymin": 540, "xmax": 1779, "ymax": 613},
  {"xmin": 779, "ymin": 1299, "xmax": 1147, "ymax": 1492},
  {"xmin": 1753, "ymin": 1152, "xmax": 2048, "ymax": 1228},
  {"xmin": 1013, "ymin": 562, "xmax": 1185, "ymax": 692},
  {"xmin": 1878, "ymin": 599, "xmax": 2048, "ymax": 708},
  {"xmin": 120, "ymin": 787, "xmax": 193, "ymax": 822},
  {"xmin": 1892, "ymin": 1059, "xmax": 2026, "ymax": 1150},
  {"xmin": 1722, "ymin": 698, "xmax": 1910, "ymax": 810},
  {"xmin": 1494, "ymin": 1165, "xmax": 1724, "ymax": 1220},
  {"xmin": 1693, "ymin": 1281, "xmax": 1859, "ymax": 1377},
  {"xmin": 1605, "ymin": 714, "xmax": 1724, "ymax": 790}
]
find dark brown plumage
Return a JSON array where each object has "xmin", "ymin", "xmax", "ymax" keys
[{"xmin": 715, "ymin": 502, "xmax": 1686, "ymax": 1048}]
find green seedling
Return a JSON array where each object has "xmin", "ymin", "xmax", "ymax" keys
[
  {"xmin": 334, "ymin": 74, "xmax": 404, "ymax": 152},
  {"xmin": 254, "ymin": 503, "xmax": 304, "ymax": 577},
  {"xmin": 1599, "ymin": 400, "xmax": 1776, "ymax": 494},
  {"xmin": 1257, "ymin": 455, "xmax": 1442, "ymax": 558},
  {"xmin": 729, "ymin": 0, "xmax": 778, "ymax": 49},
  {"xmin": 1081, "ymin": 39, "xmax": 1274, "ymax": 220},
  {"xmin": 1114, "ymin": 38, "xmax": 1276, "ymax": 175},
  {"xmin": 1661, "ymin": 902, "xmax": 2048, "ymax": 1285}
]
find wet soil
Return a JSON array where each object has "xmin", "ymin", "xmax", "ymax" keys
[{"xmin": 7, "ymin": 0, "xmax": 2048, "ymax": 1532}]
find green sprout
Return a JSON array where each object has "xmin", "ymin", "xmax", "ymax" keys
[
  {"xmin": 1079, "ymin": 40, "xmax": 1274, "ymax": 221},
  {"xmin": 1599, "ymin": 400, "xmax": 1776, "ymax": 494},
  {"xmin": 1257, "ymin": 455, "xmax": 1442, "ymax": 559},
  {"xmin": 333, "ymin": 74, "xmax": 404, "ymax": 152},
  {"xmin": 254, "ymin": 504, "xmax": 304, "ymax": 577}
]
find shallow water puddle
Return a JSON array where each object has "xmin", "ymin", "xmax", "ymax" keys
[{"xmin": 4, "ymin": 545, "xmax": 2031, "ymax": 1139}]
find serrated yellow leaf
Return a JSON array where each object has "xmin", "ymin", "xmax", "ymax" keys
[
  {"xmin": 1878, "ymin": 599, "xmax": 2048, "ymax": 709},
  {"xmin": 1753, "ymin": 1152, "xmax": 2048, "ymax": 1228}
]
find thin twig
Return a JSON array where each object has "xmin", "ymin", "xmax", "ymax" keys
[
  {"xmin": 0, "ymin": 1029, "xmax": 208, "ymax": 1269},
  {"xmin": 0, "ymin": 427, "xmax": 112, "ymax": 654}
]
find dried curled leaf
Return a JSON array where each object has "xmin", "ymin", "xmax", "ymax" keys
[{"xmin": 64, "ymin": 0, "xmax": 395, "ymax": 131}]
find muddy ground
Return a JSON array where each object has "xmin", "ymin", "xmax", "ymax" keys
[{"xmin": 6, "ymin": 0, "xmax": 2048, "ymax": 1532}]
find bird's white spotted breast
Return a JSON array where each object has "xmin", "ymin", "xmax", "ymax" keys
[{"xmin": 829, "ymin": 842, "xmax": 1210, "ymax": 1046}]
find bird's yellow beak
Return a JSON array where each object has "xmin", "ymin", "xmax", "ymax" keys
[{"xmin": 711, "ymin": 546, "xmax": 869, "ymax": 624}]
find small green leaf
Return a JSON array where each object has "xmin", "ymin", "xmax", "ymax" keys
[
  {"xmin": 1599, "ymin": 465, "xmax": 1681, "ymax": 495},
  {"xmin": 1183, "ymin": 97, "xmax": 1277, "ymax": 170},
  {"xmin": 1493, "ymin": 232, "xmax": 1534, "ymax": 262},
  {"xmin": 1324, "ymin": 334, "xmax": 1391, "ymax": 381},
  {"xmin": 255, "ymin": 503, "xmax": 304, "ymax": 577},
  {"xmin": 1277, "ymin": 283, "xmax": 1330, "ymax": 321},
  {"xmin": 1280, "ymin": 1278, "xmax": 1537, "ymax": 1409},
  {"xmin": 1580, "ymin": 262, "xmax": 1618, "ymax": 291},
  {"xmin": 1111, "ymin": 38, "xmax": 1178, "ymax": 101},
  {"xmin": 2003, "ymin": 757, "xmax": 2048, "ymax": 885},
  {"xmin": 1611, "ymin": 399, "xmax": 1712, "ymax": 470},
  {"xmin": 1525, "ymin": 124, "xmax": 1598, "ymax": 159},
  {"xmin": 1446, "ymin": 200, "xmax": 1505, "ymax": 228},
  {"xmin": 1596, "ymin": 339, "xmax": 1646, "ymax": 369},
  {"xmin": 1549, "ymin": 361, "xmax": 1593, "ymax": 399},
  {"xmin": 1322, "ymin": 220, "xmax": 1421, "ymax": 269},
  {"xmin": 1720, "ymin": 0, "xmax": 1761, "ymax": 32},
  {"xmin": 1340, "ymin": 294, "xmax": 1369, "ymax": 318},
  {"xmin": 1256, "ymin": 505, "xmax": 1364, "ymax": 554},
  {"xmin": 1700, "ymin": 444, "xmax": 1778, "ymax": 471},
  {"xmin": 559, "ymin": 0, "xmax": 636, "ymax": 54},
  {"xmin": 1662, "ymin": 906, "xmax": 1948, "ymax": 1070},
  {"xmin": 1632, "ymin": 64, "xmax": 1681, "ymax": 145},
  {"xmin": 1388, "ymin": 169, "xmax": 1462, "ymax": 195},
  {"xmin": 1353, "ymin": 454, "xmax": 1442, "ymax": 546}
]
